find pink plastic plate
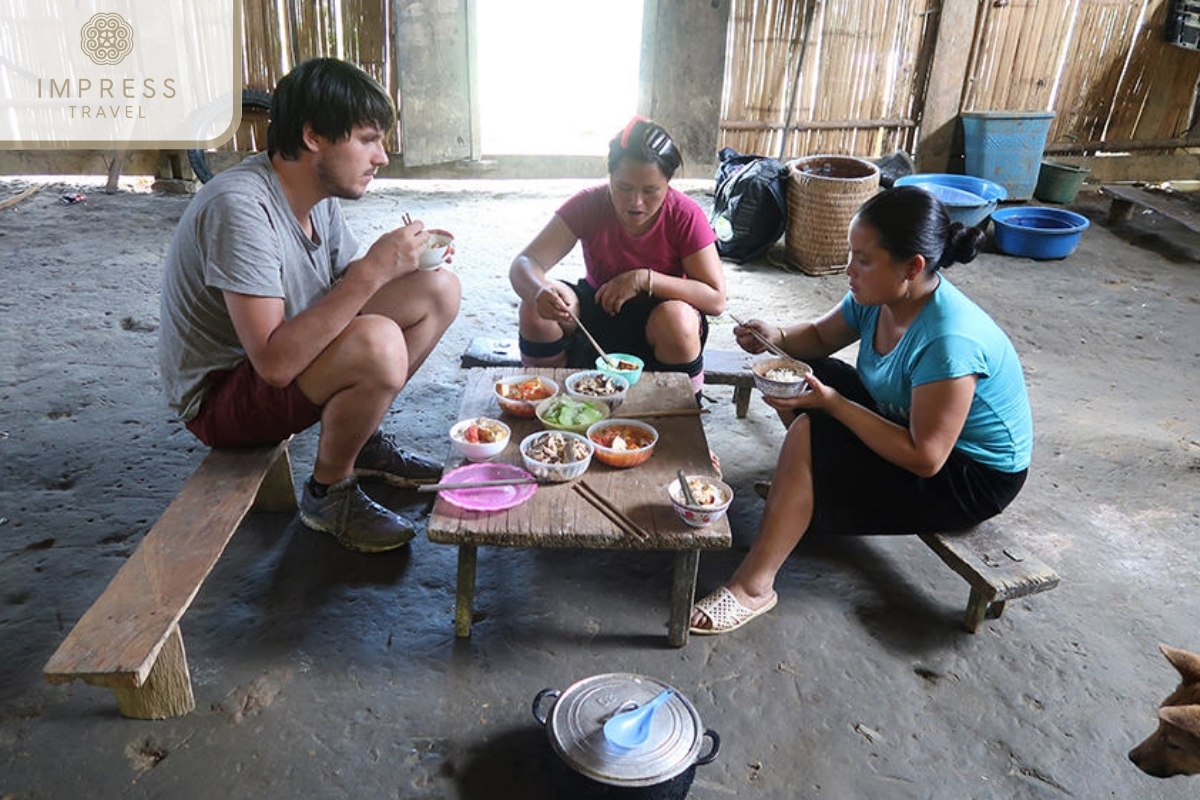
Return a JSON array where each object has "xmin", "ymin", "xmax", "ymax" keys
[{"xmin": 438, "ymin": 463, "xmax": 537, "ymax": 512}]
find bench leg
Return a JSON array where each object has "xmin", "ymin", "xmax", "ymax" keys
[
  {"xmin": 1107, "ymin": 197, "xmax": 1134, "ymax": 225},
  {"xmin": 251, "ymin": 443, "xmax": 297, "ymax": 512},
  {"xmin": 454, "ymin": 545, "xmax": 478, "ymax": 638},
  {"xmin": 111, "ymin": 624, "xmax": 195, "ymax": 719},
  {"xmin": 962, "ymin": 588, "xmax": 997, "ymax": 633},
  {"xmin": 733, "ymin": 386, "xmax": 751, "ymax": 419},
  {"xmin": 668, "ymin": 550, "xmax": 700, "ymax": 647}
]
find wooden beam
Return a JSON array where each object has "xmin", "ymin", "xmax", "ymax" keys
[{"xmin": 915, "ymin": 0, "xmax": 979, "ymax": 172}]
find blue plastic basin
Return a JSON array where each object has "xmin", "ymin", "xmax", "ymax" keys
[
  {"xmin": 894, "ymin": 173, "xmax": 1007, "ymax": 227},
  {"xmin": 990, "ymin": 206, "xmax": 1089, "ymax": 259}
]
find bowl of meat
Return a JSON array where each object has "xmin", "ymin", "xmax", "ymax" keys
[
  {"xmin": 564, "ymin": 370, "xmax": 630, "ymax": 410},
  {"xmin": 595, "ymin": 353, "xmax": 645, "ymax": 386},
  {"xmin": 520, "ymin": 430, "xmax": 594, "ymax": 482}
]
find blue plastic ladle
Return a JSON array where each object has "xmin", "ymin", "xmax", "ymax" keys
[{"xmin": 602, "ymin": 689, "xmax": 675, "ymax": 749}]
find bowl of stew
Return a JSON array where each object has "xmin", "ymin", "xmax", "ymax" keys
[
  {"xmin": 585, "ymin": 418, "xmax": 658, "ymax": 468},
  {"xmin": 494, "ymin": 374, "xmax": 560, "ymax": 418}
]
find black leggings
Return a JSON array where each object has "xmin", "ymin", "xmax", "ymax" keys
[
  {"xmin": 802, "ymin": 358, "xmax": 1027, "ymax": 536},
  {"xmin": 520, "ymin": 278, "xmax": 709, "ymax": 378}
]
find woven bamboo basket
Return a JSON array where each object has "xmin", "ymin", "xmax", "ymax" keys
[{"xmin": 785, "ymin": 155, "xmax": 880, "ymax": 275}]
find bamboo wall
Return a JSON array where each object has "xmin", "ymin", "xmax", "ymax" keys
[
  {"xmin": 220, "ymin": 0, "xmax": 397, "ymax": 156},
  {"xmin": 719, "ymin": 0, "xmax": 1200, "ymax": 161}
]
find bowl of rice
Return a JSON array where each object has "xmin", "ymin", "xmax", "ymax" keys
[
  {"xmin": 751, "ymin": 357, "xmax": 812, "ymax": 399},
  {"xmin": 667, "ymin": 474, "xmax": 734, "ymax": 528}
]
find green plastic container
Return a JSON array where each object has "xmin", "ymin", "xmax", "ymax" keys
[
  {"xmin": 1034, "ymin": 160, "xmax": 1090, "ymax": 203},
  {"xmin": 961, "ymin": 111, "xmax": 1056, "ymax": 201}
]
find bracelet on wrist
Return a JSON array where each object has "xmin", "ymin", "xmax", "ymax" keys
[
  {"xmin": 778, "ymin": 326, "xmax": 788, "ymax": 351},
  {"xmin": 646, "ymin": 268, "xmax": 654, "ymax": 298}
]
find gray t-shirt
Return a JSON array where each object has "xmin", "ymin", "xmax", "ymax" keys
[{"xmin": 158, "ymin": 152, "xmax": 357, "ymax": 420}]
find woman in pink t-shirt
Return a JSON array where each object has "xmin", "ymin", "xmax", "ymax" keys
[{"xmin": 509, "ymin": 118, "xmax": 726, "ymax": 395}]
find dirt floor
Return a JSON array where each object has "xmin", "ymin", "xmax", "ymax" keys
[{"xmin": 1, "ymin": 173, "xmax": 1199, "ymax": 799}]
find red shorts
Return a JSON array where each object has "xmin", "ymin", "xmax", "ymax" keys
[{"xmin": 185, "ymin": 360, "xmax": 323, "ymax": 448}]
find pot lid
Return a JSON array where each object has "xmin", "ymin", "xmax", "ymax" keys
[{"xmin": 543, "ymin": 673, "xmax": 702, "ymax": 787}]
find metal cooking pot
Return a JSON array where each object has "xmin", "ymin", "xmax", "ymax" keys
[{"xmin": 532, "ymin": 673, "xmax": 720, "ymax": 799}]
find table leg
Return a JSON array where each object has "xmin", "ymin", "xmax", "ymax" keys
[
  {"xmin": 668, "ymin": 549, "xmax": 701, "ymax": 647},
  {"xmin": 455, "ymin": 545, "xmax": 478, "ymax": 638}
]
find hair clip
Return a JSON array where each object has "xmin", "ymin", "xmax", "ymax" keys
[{"xmin": 620, "ymin": 115, "xmax": 650, "ymax": 148}]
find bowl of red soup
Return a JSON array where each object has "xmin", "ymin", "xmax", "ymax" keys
[
  {"xmin": 585, "ymin": 419, "xmax": 658, "ymax": 468},
  {"xmin": 494, "ymin": 374, "xmax": 560, "ymax": 418}
]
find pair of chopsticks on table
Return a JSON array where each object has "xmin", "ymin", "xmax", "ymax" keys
[
  {"xmin": 573, "ymin": 480, "xmax": 650, "ymax": 542},
  {"xmin": 418, "ymin": 477, "xmax": 536, "ymax": 493},
  {"xmin": 729, "ymin": 313, "xmax": 790, "ymax": 359}
]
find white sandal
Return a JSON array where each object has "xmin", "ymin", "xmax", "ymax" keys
[{"xmin": 689, "ymin": 587, "xmax": 778, "ymax": 635}]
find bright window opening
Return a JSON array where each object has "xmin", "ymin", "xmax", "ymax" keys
[{"xmin": 475, "ymin": 0, "xmax": 643, "ymax": 156}]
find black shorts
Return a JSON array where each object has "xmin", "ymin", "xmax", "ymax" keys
[
  {"xmin": 803, "ymin": 358, "xmax": 1027, "ymax": 536},
  {"xmin": 565, "ymin": 278, "xmax": 709, "ymax": 370}
]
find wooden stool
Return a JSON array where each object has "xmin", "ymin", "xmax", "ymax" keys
[{"xmin": 919, "ymin": 520, "xmax": 1059, "ymax": 632}]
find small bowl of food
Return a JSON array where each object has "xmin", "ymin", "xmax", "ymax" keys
[
  {"xmin": 564, "ymin": 370, "xmax": 630, "ymax": 410},
  {"xmin": 586, "ymin": 419, "xmax": 658, "ymax": 468},
  {"xmin": 751, "ymin": 357, "xmax": 812, "ymax": 399},
  {"xmin": 667, "ymin": 475, "xmax": 734, "ymax": 528},
  {"xmin": 449, "ymin": 416, "xmax": 511, "ymax": 462},
  {"xmin": 520, "ymin": 430, "xmax": 594, "ymax": 483},
  {"xmin": 418, "ymin": 228, "xmax": 454, "ymax": 270},
  {"xmin": 535, "ymin": 394, "xmax": 610, "ymax": 434},
  {"xmin": 595, "ymin": 353, "xmax": 645, "ymax": 386},
  {"xmin": 494, "ymin": 374, "xmax": 560, "ymax": 418}
]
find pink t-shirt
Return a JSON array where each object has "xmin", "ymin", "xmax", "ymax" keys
[{"xmin": 556, "ymin": 184, "xmax": 717, "ymax": 289}]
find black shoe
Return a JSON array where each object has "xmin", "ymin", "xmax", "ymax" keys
[
  {"xmin": 353, "ymin": 430, "xmax": 442, "ymax": 488},
  {"xmin": 299, "ymin": 477, "xmax": 415, "ymax": 553}
]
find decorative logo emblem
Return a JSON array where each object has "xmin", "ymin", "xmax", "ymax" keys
[{"xmin": 80, "ymin": 13, "xmax": 134, "ymax": 66}]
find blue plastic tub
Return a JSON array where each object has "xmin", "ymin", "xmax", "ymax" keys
[
  {"xmin": 990, "ymin": 207, "xmax": 1089, "ymax": 259},
  {"xmin": 961, "ymin": 111, "xmax": 1056, "ymax": 201},
  {"xmin": 894, "ymin": 173, "xmax": 1007, "ymax": 227}
]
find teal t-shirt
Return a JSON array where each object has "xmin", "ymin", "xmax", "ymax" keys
[{"xmin": 840, "ymin": 276, "xmax": 1033, "ymax": 472}]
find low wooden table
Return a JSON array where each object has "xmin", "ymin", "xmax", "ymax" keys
[{"xmin": 427, "ymin": 368, "xmax": 731, "ymax": 647}]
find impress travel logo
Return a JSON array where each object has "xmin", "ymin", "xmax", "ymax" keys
[
  {"xmin": 0, "ymin": 2, "xmax": 240, "ymax": 149},
  {"xmin": 80, "ymin": 13, "xmax": 135, "ymax": 66}
]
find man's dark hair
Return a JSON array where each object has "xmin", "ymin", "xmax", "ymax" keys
[{"xmin": 268, "ymin": 58, "xmax": 397, "ymax": 159}]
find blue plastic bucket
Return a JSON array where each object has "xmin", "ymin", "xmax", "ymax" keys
[{"xmin": 961, "ymin": 111, "xmax": 1056, "ymax": 201}]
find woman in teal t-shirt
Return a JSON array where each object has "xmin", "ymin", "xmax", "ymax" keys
[{"xmin": 690, "ymin": 186, "xmax": 1032, "ymax": 635}]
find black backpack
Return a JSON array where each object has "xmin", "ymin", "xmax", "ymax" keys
[{"xmin": 709, "ymin": 148, "xmax": 789, "ymax": 263}]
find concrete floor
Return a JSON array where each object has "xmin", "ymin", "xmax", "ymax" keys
[{"xmin": 1, "ymin": 176, "xmax": 1199, "ymax": 799}]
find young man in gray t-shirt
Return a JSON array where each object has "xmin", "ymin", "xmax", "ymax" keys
[{"xmin": 159, "ymin": 58, "xmax": 460, "ymax": 553}]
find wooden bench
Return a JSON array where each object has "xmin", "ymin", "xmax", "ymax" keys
[
  {"xmin": 919, "ymin": 520, "xmax": 1059, "ymax": 632},
  {"xmin": 1101, "ymin": 184, "xmax": 1200, "ymax": 233},
  {"xmin": 461, "ymin": 337, "xmax": 758, "ymax": 417},
  {"xmin": 43, "ymin": 439, "xmax": 296, "ymax": 719}
]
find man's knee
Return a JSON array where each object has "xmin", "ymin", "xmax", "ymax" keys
[{"xmin": 348, "ymin": 315, "xmax": 409, "ymax": 384}]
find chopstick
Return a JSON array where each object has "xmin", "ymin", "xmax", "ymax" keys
[
  {"xmin": 573, "ymin": 480, "xmax": 650, "ymax": 541},
  {"xmin": 568, "ymin": 310, "xmax": 617, "ymax": 368},
  {"xmin": 402, "ymin": 212, "xmax": 413, "ymax": 226},
  {"xmin": 729, "ymin": 313, "xmax": 790, "ymax": 359},
  {"xmin": 418, "ymin": 477, "xmax": 537, "ymax": 493},
  {"xmin": 619, "ymin": 408, "xmax": 710, "ymax": 419}
]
